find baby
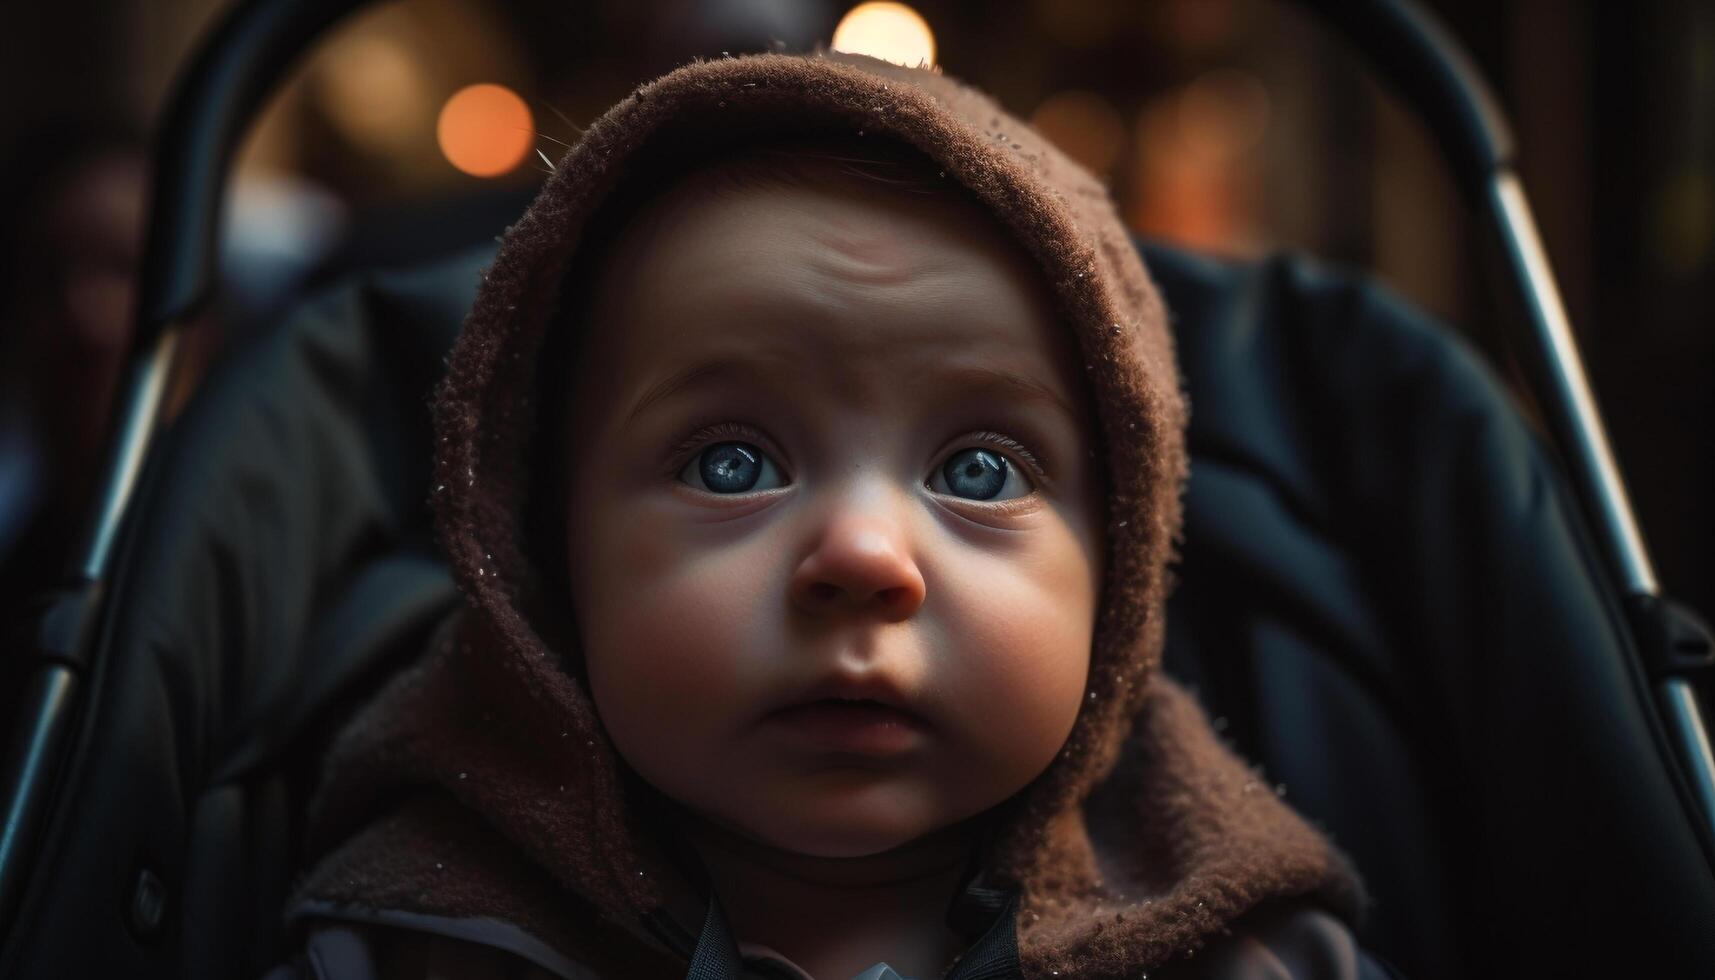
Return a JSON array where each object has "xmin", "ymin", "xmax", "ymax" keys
[{"xmin": 277, "ymin": 51, "xmax": 1381, "ymax": 980}]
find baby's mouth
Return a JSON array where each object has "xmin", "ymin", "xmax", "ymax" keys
[{"xmin": 764, "ymin": 699, "xmax": 930, "ymax": 756}]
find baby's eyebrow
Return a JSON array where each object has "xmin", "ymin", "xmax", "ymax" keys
[
  {"xmin": 623, "ymin": 358, "xmax": 770, "ymax": 426},
  {"xmin": 929, "ymin": 365, "xmax": 1083, "ymax": 424},
  {"xmin": 622, "ymin": 358, "xmax": 1082, "ymax": 427}
]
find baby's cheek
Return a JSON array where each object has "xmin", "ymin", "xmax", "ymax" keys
[
  {"xmin": 578, "ymin": 500, "xmax": 777, "ymax": 752},
  {"xmin": 933, "ymin": 539, "xmax": 1094, "ymax": 784}
]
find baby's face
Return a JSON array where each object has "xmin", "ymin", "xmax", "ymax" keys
[{"xmin": 561, "ymin": 161, "xmax": 1103, "ymax": 859}]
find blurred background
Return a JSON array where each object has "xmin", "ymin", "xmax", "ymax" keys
[{"xmin": 0, "ymin": 0, "xmax": 1709, "ymax": 621}]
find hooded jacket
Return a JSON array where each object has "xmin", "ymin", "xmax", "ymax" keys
[{"xmin": 273, "ymin": 50, "xmax": 1383, "ymax": 980}]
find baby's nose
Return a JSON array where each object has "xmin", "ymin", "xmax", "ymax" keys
[{"xmin": 789, "ymin": 511, "xmax": 925, "ymax": 622}]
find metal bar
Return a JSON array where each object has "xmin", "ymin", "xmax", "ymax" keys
[
  {"xmin": 80, "ymin": 329, "xmax": 182, "ymax": 580},
  {"xmin": 0, "ymin": 668, "xmax": 79, "ymax": 933},
  {"xmin": 1315, "ymin": 4, "xmax": 1714, "ymax": 843},
  {"xmin": 1661, "ymin": 679, "xmax": 1715, "ymax": 845},
  {"xmin": 2, "ymin": 0, "xmax": 370, "ymax": 946},
  {"xmin": 0, "ymin": 331, "xmax": 178, "ymax": 939},
  {"xmin": 139, "ymin": 0, "xmax": 369, "ymax": 336},
  {"xmin": 1292, "ymin": 0, "xmax": 1513, "ymax": 202},
  {"xmin": 1487, "ymin": 171, "xmax": 1715, "ymax": 844},
  {"xmin": 1487, "ymin": 173, "xmax": 1658, "ymax": 596}
]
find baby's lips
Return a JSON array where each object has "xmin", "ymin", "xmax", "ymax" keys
[
  {"xmin": 768, "ymin": 669, "xmax": 933, "ymax": 730},
  {"xmin": 763, "ymin": 699, "xmax": 931, "ymax": 758}
]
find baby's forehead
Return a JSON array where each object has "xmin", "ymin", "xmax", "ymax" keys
[{"xmin": 576, "ymin": 172, "xmax": 1080, "ymax": 410}]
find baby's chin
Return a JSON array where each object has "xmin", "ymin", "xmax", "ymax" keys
[
  {"xmin": 753, "ymin": 820, "xmax": 934, "ymax": 861},
  {"xmin": 700, "ymin": 782, "xmax": 986, "ymax": 861}
]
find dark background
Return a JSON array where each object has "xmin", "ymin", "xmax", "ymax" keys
[{"xmin": 1, "ymin": 0, "xmax": 1709, "ymax": 619}]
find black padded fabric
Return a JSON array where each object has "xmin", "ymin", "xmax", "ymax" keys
[
  {"xmin": 1145, "ymin": 242, "xmax": 1715, "ymax": 979},
  {"xmin": 3, "ymin": 240, "xmax": 1712, "ymax": 979},
  {"xmin": 0, "ymin": 255, "xmax": 472, "ymax": 979}
]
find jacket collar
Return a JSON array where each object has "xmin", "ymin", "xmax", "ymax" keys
[{"xmin": 679, "ymin": 892, "xmax": 1021, "ymax": 980}]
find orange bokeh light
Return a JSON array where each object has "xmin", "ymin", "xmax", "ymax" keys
[
  {"xmin": 437, "ymin": 83, "xmax": 534, "ymax": 178},
  {"xmin": 1030, "ymin": 90, "xmax": 1126, "ymax": 176},
  {"xmin": 831, "ymin": 2, "xmax": 936, "ymax": 69}
]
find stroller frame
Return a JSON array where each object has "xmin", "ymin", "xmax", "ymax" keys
[{"xmin": 2, "ymin": 0, "xmax": 1712, "ymax": 951}]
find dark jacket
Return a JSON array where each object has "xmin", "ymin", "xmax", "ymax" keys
[
  {"xmin": 272, "ymin": 50, "xmax": 1387, "ymax": 980},
  {"xmin": 268, "ymin": 896, "xmax": 1396, "ymax": 979}
]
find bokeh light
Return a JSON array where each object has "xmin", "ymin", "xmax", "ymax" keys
[
  {"xmin": 1177, "ymin": 69, "xmax": 1270, "ymax": 164},
  {"xmin": 831, "ymin": 2, "xmax": 936, "ymax": 69},
  {"xmin": 1652, "ymin": 169, "xmax": 1713, "ymax": 274},
  {"xmin": 314, "ymin": 34, "xmax": 435, "ymax": 154},
  {"xmin": 1030, "ymin": 90, "xmax": 1127, "ymax": 176},
  {"xmin": 1126, "ymin": 71, "xmax": 1270, "ymax": 254},
  {"xmin": 436, "ymin": 83, "xmax": 534, "ymax": 178}
]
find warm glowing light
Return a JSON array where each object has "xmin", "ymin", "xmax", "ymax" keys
[
  {"xmin": 437, "ymin": 83, "xmax": 534, "ymax": 178},
  {"xmin": 1177, "ymin": 69, "xmax": 1270, "ymax": 163},
  {"xmin": 1030, "ymin": 90, "xmax": 1126, "ymax": 176},
  {"xmin": 831, "ymin": 2, "xmax": 936, "ymax": 69},
  {"xmin": 1124, "ymin": 71, "xmax": 1270, "ymax": 255},
  {"xmin": 315, "ymin": 35, "xmax": 434, "ymax": 153}
]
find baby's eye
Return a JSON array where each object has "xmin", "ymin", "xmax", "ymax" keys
[
  {"xmin": 928, "ymin": 447, "xmax": 1035, "ymax": 501},
  {"xmin": 678, "ymin": 441, "xmax": 788, "ymax": 494}
]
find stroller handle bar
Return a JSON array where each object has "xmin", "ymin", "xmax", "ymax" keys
[{"xmin": 4, "ymin": 0, "xmax": 1713, "ymax": 941}]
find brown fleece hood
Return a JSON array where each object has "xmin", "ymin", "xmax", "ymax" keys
[{"xmin": 293, "ymin": 50, "xmax": 1362, "ymax": 979}]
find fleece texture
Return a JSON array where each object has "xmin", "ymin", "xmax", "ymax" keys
[{"xmin": 293, "ymin": 50, "xmax": 1363, "ymax": 979}]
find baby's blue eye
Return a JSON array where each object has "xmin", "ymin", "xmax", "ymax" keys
[
  {"xmin": 679, "ymin": 441, "xmax": 786, "ymax": 494},
  {"xmin": 931, "ymin": 447, "xmax": 1033, "ymax": 501}
]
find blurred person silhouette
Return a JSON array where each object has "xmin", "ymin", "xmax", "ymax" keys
[
  {"xmin": 0, "ymin": 128, "xmax": 151, "ymax": 597},
  {"xmin": 0, "ymin": 125, "xmax": 345, "ymax": 723}
]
